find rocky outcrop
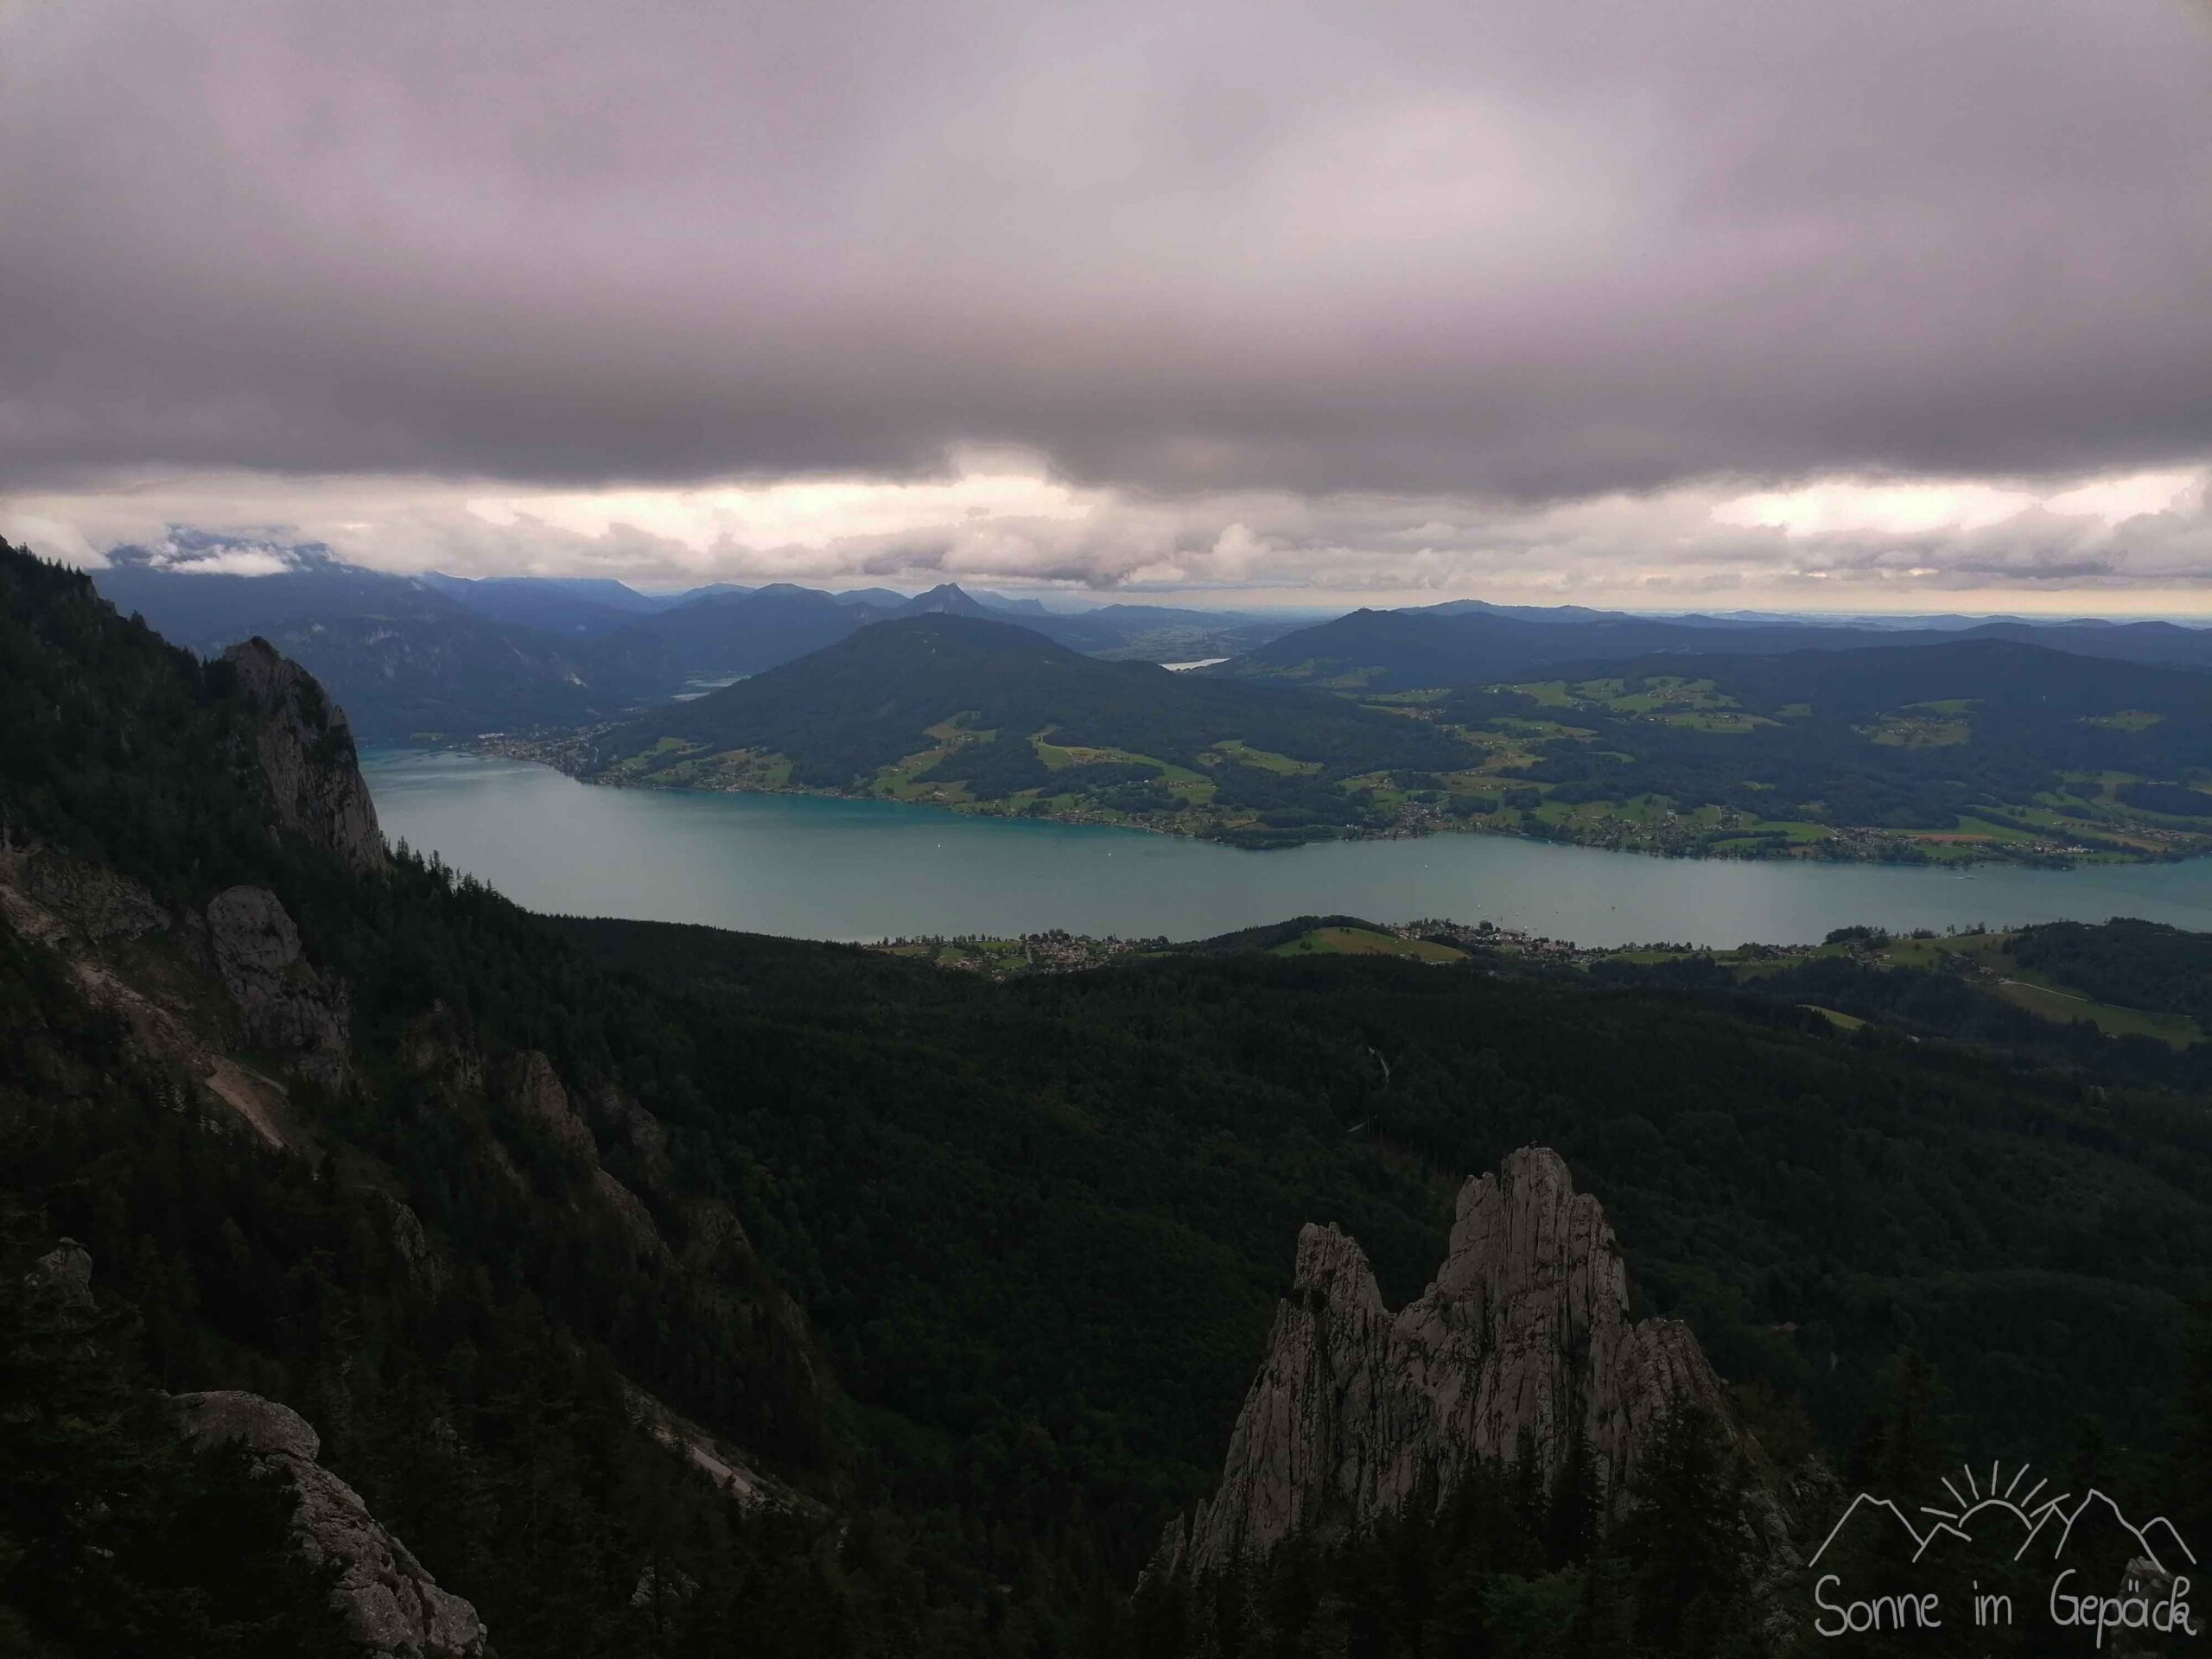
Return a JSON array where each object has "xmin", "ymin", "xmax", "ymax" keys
[
  {"xmin": 0, "ymin": 853, "xmax": 298, "ymax": 1144},
  {"xmin": 207, "ymin": 885, "xmax": 350, "ymax": 1086},
  {"xmin": 35, "ymin": 1243, "xmax": 482, "ymax": 1658},
  {"xmin": 23, "ymin": 1237, "xmax": 95, "ymax": 1312},
  {"xmin": 13, "ymin": 850, "xmax": 168, "ymax": 941},
  {"xmin": 587, "ymin": 1079, "xmax": 675, "ymax": 1186},
  {"xmin": 373, "ymin": 1192, "xmax": 446, "ymax": 1294},
  {"xmin": 175, "ymin": 1391, "xmax": 487, "ymax": 1659},
  {"xmin": 1154, "ymin": 1147, "xmax": 1732, "ymax": 1578},
  {"xmin": 511, "ymin": 1049, "xmax": 599, "ymax": 1165},
  {"xmin": 224, "ymin": 638, "xmax": 386, "ymax": 874}
]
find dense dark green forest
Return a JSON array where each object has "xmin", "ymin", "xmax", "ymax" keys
[
  {"xmin": 2006, "ymin": 919, "xmax": 2212, "ymax": 1027},
  {"xmin": 1569, "ymin": 919, "xmax": 2212, "ymax": 1090},
  {"xmin": 5, "ymin": 540, "xmax": 2212, "ymax": 1656},
  {"xmin": 563, "ymin": 918, "xmax": 2212, "ymax": 1467},
  {"xmin": 1453, "ymin": 642, "xmax": 2212, "ymax": 842}
]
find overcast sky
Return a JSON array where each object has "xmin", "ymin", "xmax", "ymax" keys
[{"xmin": 4, "ymin": 0, "xmax": 2209, "ymax": 610}]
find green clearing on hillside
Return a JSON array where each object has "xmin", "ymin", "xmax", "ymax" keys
[
  {"xmin": 1271, "ymin": 925, "xmax": 1467, "ymax": 963},
  {"xmin": 1799, "ymin": 1005, "xmax": 1867, "ymax": 1032},
  {"xmin": 1416, "ymin": 646, "xmax": 2212, "ymax": 865}
]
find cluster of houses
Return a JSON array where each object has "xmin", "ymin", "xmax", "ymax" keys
[{"xmin": 868, "ymin": 930, "xmax": 1170, "ymax": 978}]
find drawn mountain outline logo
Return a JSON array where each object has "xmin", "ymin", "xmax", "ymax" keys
[
  {"xmin": 1808, "ymin": 1460, "xmax": 2198, "ymax": 1643},
  {"xmin": 1810, "ymin": 1461, "xmax": 2198, "ymax": 1576}
]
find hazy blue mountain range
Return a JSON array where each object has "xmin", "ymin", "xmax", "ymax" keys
[
  {"xmin": 613, "ymin": 582, "xmax": 871, "ymax": 677},
  {"xmin": 86, "ymin": 538, "xmax": 1303, "ymax": 740},
  {"xmin": 418, "ymin": 570, "xmax": 711, "ymax": 634},
  {"xmin": 91, "ymin": 540, "xmax": 680, "ymax": 740}
]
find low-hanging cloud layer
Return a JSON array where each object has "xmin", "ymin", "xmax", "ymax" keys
[{"xmin": 4, "ymin": 0, "xmax": 2210, "ymax": 607}]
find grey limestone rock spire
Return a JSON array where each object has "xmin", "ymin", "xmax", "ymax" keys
[{"xmin": 1154, "ymin": 1146, "xmax": 1730, "ymax": 1578}]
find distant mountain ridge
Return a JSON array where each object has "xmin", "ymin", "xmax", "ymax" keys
[
  {"xmin": 92, "ymin": 537, "xmax": 682, "ymax": 741},
  {"xmin": 420, "ymin": 570, "xmax": 697, "ymax": 634},
  {"xmin": 1228, "ymin": 603, "xmax": 2212, "ymax": 692},
  {"xmin": 96, "ymin": 543, "xmax": 893, "ymax": 734},
  {"xmin": 90, "ymin": 541, "xmax": 1306, "ymax": 737}
]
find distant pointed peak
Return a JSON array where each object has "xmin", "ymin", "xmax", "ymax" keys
[{"xmin": 894, "ymin": 582, "xmax": 995, "ymax": 618}]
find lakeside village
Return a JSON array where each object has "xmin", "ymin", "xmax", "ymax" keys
[
  {"xmin": 868, "ymin": 917, "xmax": 2036, "ymax": 981},
  {"xmin": 864, "ymin": 918, "xmax": 1943, "ymax": 979}
]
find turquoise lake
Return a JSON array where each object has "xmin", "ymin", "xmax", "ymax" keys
[{"xmin": 363, "ymin": 748, "xmax": 2212, "ymax": 947}]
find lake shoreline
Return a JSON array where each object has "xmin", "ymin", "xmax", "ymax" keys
[
  {"xmin": 365, "ymin": 747, "xmax": 2212, "ymax": 949},
  {"xmin": 461, "ymin": 735, "xmax": 2197, "ymax": 873}
]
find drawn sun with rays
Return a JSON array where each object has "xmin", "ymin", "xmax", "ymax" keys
[{"xmin": 1917, "ymin": 1459, "xmax": 2069, "ymax": 1561}]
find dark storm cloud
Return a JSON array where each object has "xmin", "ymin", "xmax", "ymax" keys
[{"xmin": 3, "ymin": 0, "xmax": 2209, "ymax": 499}]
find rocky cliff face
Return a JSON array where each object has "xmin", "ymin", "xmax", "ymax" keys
[
  {"xmin": 224, "ymin": 637, "xmax": 386, "ymax": 874},
  {"xmin": 175, "ymin": 1391, "xmax": 487, "ymax": 1659},
  {"xmin": 207, "ymin": 883, "xmax": 351, "ymax": 1087},
  {"xmin": 10, "ymin": 850, "xmax": 169, "ymax": 941},
  {"xmin": 1153, "ymin": 1147, "xmax": 1732, "ymax": 1578}
]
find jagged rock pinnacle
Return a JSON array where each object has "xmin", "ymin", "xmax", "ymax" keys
[{"xmin": 1154, "ymin": 1146, "xmax": 1730, "ymax": 1578}]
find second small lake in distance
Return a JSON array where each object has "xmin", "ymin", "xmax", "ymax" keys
[{"xmin": 363, "ymin": 748, "xmax": 2212, "ymax": 947}]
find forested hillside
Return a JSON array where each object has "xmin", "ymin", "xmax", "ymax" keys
[
  {"xmin": 6, "ymin": 538, "xmax": 2212, "ymax": 1656},
  {"xmin": 566, "ymin": 614, "xmax": 1473, "ymax": 845},
  {"xmin": 537, "ymin": 608, "xmax": 2212, "ymax": 861},
  {"xmin": 1423, "ymin": 641, "xmax": 2212, "ymax": 861}
]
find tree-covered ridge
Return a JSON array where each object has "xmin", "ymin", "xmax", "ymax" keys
[
  {"xmin": 1224, "ymin": 602, "xmax": 2212, "ymax": 694},
  {"xmin": 0, "ymin": 547, "xmax": 333, "ymax": 893},
  {"xmin": 2005, "ymin": 918, "xmax": 2212, "ymax": 1027},
  {"xmin": 1408, "ymin": 640, "xmax": 2212, "ymax": 863},
  {"xmin": 564, "ymin": 613, "xmax": 1476, "ymax": 846}
]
